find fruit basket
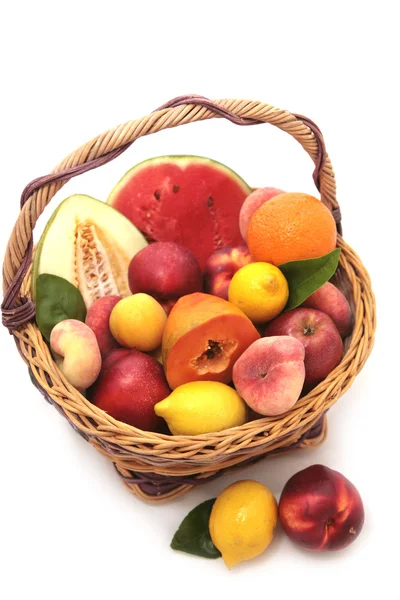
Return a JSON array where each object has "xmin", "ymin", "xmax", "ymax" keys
[{"xmin": 1, "ymin": 95, "xmax": 376, "ymax": 502}]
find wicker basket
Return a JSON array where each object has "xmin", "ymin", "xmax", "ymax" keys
[{"xmin": 1, "ymin": 95, "xmax": 376, "ymax": 503}]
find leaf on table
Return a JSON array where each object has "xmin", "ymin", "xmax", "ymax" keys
[{"xmin": 170, "ymin": 498, "xmax": 221, "ymax": 559}]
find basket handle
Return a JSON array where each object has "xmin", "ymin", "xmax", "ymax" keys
[{"xmin": 1, "ymin": 95, "xmax": 341, "ymax": 333}]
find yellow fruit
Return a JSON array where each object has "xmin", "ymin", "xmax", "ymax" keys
[
  {"xmin": 228, "ymin": 262, "xmax": 289, "ymax": 324},
  {"xmin": 154, "ymin": 381, "xmax": 247, "ymax": 435},
  {"xmin": 109, "ymin": 293, "xmax": 167, "ymax": 352},
  {"xmin": 209, "ymin": 480, "xmax": 278, "ymax": 569}
]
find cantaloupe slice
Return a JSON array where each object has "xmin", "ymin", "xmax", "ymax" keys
[{"xmin": 32, "ymin": 194, "xmax": 148, "ymax": 308}]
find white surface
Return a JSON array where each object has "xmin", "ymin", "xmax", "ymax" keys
[{"xmin": 1, "ymin": 3, "xmax": 399, "ymax": 599}]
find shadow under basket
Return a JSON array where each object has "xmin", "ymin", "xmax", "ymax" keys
[{"xmin": 1, "ymin": 95, "xmax": 376, "ymax": 502}]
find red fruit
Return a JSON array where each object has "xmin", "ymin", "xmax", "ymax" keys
[
  {"xmin": 107, "ymin": 156, "xmax": 252, "ymax": 268},
  {"xmin": 158, "ymin": 298, "xmax": 177, "ymax": 316},
  {"xmin": 128, "ymin": 242, "xmax": 202, "ymax": 309},
  {"xmin": 264, "ymin": 308, "xmax": 343, "ymax": 391},
  {"xmin": 203, "ymin": 244, "xmax": 252, "ymax": 300},
  {"xmin": 279, "ymin": 464, "xmax": 365, "ymax": 551},
  {"xmin": 88, "ymin": 348, "xmax": 170, "ymax": 431},
  {"xmin": 301, "ymin": 281, "xmax": 353, "ymax": 337},
  {"xmin": 85, "ymin": 295, "xmax": 121, "ymax": 358}
]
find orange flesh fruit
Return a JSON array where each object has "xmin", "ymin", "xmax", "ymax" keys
[{"xmin": 162, "ymin": 293, "xmax": 260, "ymax": 389}]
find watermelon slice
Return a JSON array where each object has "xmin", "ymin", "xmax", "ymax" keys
[{"xmin": 107, "ymin": 156, "xmax": 252, "ymax": 269}]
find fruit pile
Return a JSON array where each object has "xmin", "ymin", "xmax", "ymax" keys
[
  {"xmin": 33, "ymin": 155, "xmax": 353, "ymax": 436},
  {"xmin": 171, "ymin": 465, "xmax": 365, "ymax": 568}
]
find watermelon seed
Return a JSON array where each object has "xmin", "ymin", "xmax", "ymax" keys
[
  {"xmin": 154, "ymin": 190, "xmax": 161, "ymax": 200},
  {"xmin": 173, "ymin": 184, "xmax": 179, "ymax": 193},
  {"xmin": 207, "ymin": 197, "xmax": 213, "ymax": 207}
]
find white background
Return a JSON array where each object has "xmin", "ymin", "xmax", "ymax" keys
[{"xmin": 1, "ymin": 2, "xmax": 399, "ymax": 599}]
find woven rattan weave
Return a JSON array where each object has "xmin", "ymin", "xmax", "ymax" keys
[{"xmin": 1, "ymin": 95, "xmax": 376, "ymax": 502}]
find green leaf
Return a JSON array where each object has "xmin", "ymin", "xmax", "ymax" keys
[
  {"xmin": 35, "ymin": 274, "xmax": 87, "ymax": 341},
  {"xmin": 280, "ymin": 248, "xmax": 341, "ymax": 311},
  {"xmin": 170, "ymin": 499, "xmax": 221, "ymax": 559}
]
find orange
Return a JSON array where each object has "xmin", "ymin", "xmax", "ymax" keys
[{"xmin": 247, "ymin": 192, "xmax": 337, "ymax": 266}]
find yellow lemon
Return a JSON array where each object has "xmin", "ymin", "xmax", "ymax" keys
[
  {"xmin": 228, "ymin": 262, "xmax": 289, "ymax": 324},
  {"xmin": 110, "ymin": 293, "xmax": 167, "ymax": 352},
  {"xmin": 209, "ymin": 480, "xmax": 278, "ymax": 569},
  {"xmin": 154, "ymin": 381, "xmax": 247, "ymax": 435}
]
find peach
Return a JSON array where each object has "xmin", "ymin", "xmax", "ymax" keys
[
  {"xmin": 203, "ymin": 244, "xmax": 252, "ymax": 300},
  {"xmin": 50, "ymin": 319, "xmax": 101, "ymax": 390},
  {"xmin": 128, "ymin": 242, "xmax": 203, "ymax": 311},
  {"xmin": 232, "ymin": 336, "xmax": 305, "ymax": 415},
  {"xmin": 264, "ymin": 308, "xmax": 343, "ymax": 391},
  {"xmin": 85, "ymin": 295, "xmax": 121, "ymax": 358},
  {"xmin": 239, "ymin": 187, "xmax": 284, "ymax": 241},
  {"xmin": 162, "ymin": 292, "xmax": 260, "ymax": 389},
  {"xmin": 110, "ymin": 293, "xmax": 167, "ymax": 352},
  {"xmin": 301, "ymin": 282, "xmax": 353, "ymax": 337},
  {"xmin": 279, "ymin": 464, "xmax": 365, "ymax": 551},
  {"xmin": 88, "ymin": 348, "xmax": 170, "ymax": 430}
]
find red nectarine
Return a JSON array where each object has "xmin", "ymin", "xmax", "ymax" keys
[
  {"xmin": 128, "ymin": 241, "xmax": 202, "ymax": 311},
  {"xmin": 278, "ymin": 464, "xmax": 365, "ymax": 551},
  {"xmin": 88, "ymin": 348, "xmax": 170, "ymax": 431},
  {"xmin": 203, "ymin": 244, "xmax": 252, "ymax": 300},
  {"xmin": 85, "ymin": 295, "xmax": 121, "ymax": 358}
]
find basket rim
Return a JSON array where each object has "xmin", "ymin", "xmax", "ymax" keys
[
  {"xmin": 19, "ymin": 234, "xmax": 375, "ymax": 459},
  {"xmin": 2, "ymin": 96, "xmax": 376, "ymax": 490}
]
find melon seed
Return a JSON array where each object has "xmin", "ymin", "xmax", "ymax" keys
[{"xmin": 75, "ymin": 223, "xmax": 124, "ymax": 306}]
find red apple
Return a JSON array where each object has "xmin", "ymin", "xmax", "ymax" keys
[
  {"xmin": 264, "ymin": 308, "xmax": 343, "ymax": 391},
  {"xmin": 203, "ymin": 244, "xmax": 252, "ymax": 300},
  {"xmin": 301, "ymin": 281, "xmax": 353, "ymax": 337},
  {"xmin": 85, "ymin": 295, "xmax": 121, "ymax": 358},
  {"xmin": 88, "ymin": 348, "xmax": 171, "ymax": 431},
  {"xmin": 279, "ymin": 464, "xmax": 365, "ymax": 551},
  {"xmin": 128, "ymin": 242, "xmax": 203, "ymax": 312},
  {"xmin": 232, "ymin": 336, "xmax": 305, "ymax": 416},
  {"xmin": 239, "ymin": 187, "xmax": 284, "ymax": 241}
]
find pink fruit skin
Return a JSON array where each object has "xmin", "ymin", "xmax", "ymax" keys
[
  {"xmin": 88, "ymin": 348, "xmax": 171, "ymax": 431},
  {"xmin": 232, "ymin": 336, "xmax": 305, "ymax": 416},
  {"xmin": 128, "ymin": 242, "xmax": 203, "ymax": 309},
  {"xmin": 85, "ymin": 295, "xmax": 121, "ymax": 358},
  {"xmin": 278, "ymin": 464, "xmax": 365, "ymax": 551},
  {"xmin": 50, "ymin": 319, "xmax": 102, "ymax": 391},
  {"xmin": 264, "ymin": 308, "xmax": 343, "ymax": 391},
  {"xmin": 203, "ymin": 245, "xmax": 252, "ymax": 300},
  {"xmin": 239, "ymin": 187, "xmax": 284, "ymax": 241},
  {"xmin": 301, "ymin": 282, "xmax": 353, "ymax": 337}
]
